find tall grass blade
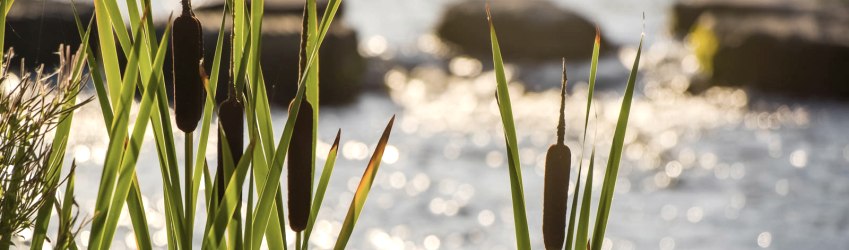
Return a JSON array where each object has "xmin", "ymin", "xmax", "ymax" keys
[
  {"xmin": 57, "ymin": 165, "xmax": 78, "ymax": 250},
  {"xmin": 30, "ymin": 32, "xmax": 93, "ymax": 250},
  {"xmin": 565, "ymin": 28, "xmax": 601, "ymax": 250},
  {"xmin": 70, "ymin": 6, "xmax": 113, "ymax": 124},
  {"xmin": 590, "ymin": 34, "xmax": 644, "ymax": 250},
  {"xmin": 334, "ymin": 116, "xmax": 395, "ymax": 250},
  {"xmin": 116, "ymin": 0, "xmax": 190, "ymax": 246},
  {"xmin": 88, "ymin": 18, "xmax": 172, "ymax": 249},
  {"xmin": 302, "ymin": 130, "xmax": 342, "ymax": 249},
  {"xmin": 203, "ymin": 134, "xmax": 256, "ymax": 249},
  {"xmin": 248, "ymin": 0, "xmax": 347, "ymax": 247},
  {"xmin": 0, "ymin": 0, "xmax": 14, "ymax": 69},
  {"xmin": 575, "ymin": 147, "xmax": 596, "ymax": 250},
  {"xmin": 92, "ymin": 0, "xmax": 122, "ymax": 105},
  {"xmin": 87, "ymin": 13, "xmax": 152, "ymax": 249},
  {"xmin": 194, "ymin": 2, "xmax": 231, "ymax": 228},
  {"xmin": 486, "ymin": 4, "xmax": 531, "ymax": 249}
]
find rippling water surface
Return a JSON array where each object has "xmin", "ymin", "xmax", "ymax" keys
[{"xmin": 47, "ymin": 0, "xmax": 849, "ymax": 249}]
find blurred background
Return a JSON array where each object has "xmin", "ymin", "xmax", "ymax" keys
[{"xmin": 5, "ymin": 0, "xmax": 849, "ymax": 249}]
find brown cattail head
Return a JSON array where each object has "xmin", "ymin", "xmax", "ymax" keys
[
  {"xmin": 287, "ymin": 97, "xmax": 314, "ymax": 232},
  {"xmin": 172, "ymin": 0, "xmax": 205, "ymax": 133},
  {"xmin": 543, "ymin": 59, "xmax": 572, "ymax": 250},
  {"xmin": 217, "ymin": 86, "xmax": 244, "ymax": 200}
]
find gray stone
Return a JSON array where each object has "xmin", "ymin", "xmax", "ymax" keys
[
  {"xmin": 435, "ymin": 0, "xmax": 615, "ymax": 63},
  {"xmin": 674, "ymin": 0, "xmax": 849, "ymax": 98}
]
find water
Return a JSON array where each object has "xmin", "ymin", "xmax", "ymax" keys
[{"xmin": 27, "ymin": 0, "xmax": 849, "ymax": 249}]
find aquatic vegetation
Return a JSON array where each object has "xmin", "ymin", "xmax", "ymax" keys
[
  {"xmin": 0, "ymin": 46, "xmax": 91, "ymax": 249},
  {"xmin": 0, "ymin": 0, "xmax": 653, "ymax": 248},
  {"xmin": 0, "ymin": 0, "xmax": 396, "ymax": 249},
  {"xmin": 487, "ymin": 4, "xmax": 643, "ymax": 250}
]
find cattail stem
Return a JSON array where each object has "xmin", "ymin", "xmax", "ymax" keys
[
  {"xmin": 184, "ymin": 132, "xmax": 193, "ymax": 243},
  {"xmin": 557, "ymin": 58, "xmax": 567, "ymax": 146},
  {"xmin": 181, "ymin": 0, "xmax": 192, "ymax": 15},
  {"xmin": 185, "ymin": 133, "xmax": 192, "ymax": 205},
  {"xmin": 295, "ymin": 232, "xmax": 303, "ymax": 250}
]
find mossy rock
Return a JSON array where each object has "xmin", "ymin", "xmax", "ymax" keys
[{"xmin": 680, "ymin": 1, "xmax": 849, "ymax": 99}]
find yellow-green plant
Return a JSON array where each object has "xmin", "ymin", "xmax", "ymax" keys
[{"xmin": 0, "ymin": 0, "xmax": 398, "ymax": 249}]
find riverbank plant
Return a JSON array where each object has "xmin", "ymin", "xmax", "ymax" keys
[
  {"xmin": 0, "ymin": 46, "xmax": 91, "ymax": 249},
  {"xmin": 486, "ymin": 4, "xmax": 644, "ymax": 250},
  {"xmin": 0, "ymin": 0, "xmax": 646, "ymax": 248},
  {"xmin": 0, "ymin": 0, "xmax": 396, "ymax": 249}
]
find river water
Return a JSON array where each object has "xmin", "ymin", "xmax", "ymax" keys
[{"xmin": 31, "ymin": 0, "xmax": 849, "ymax": 249}]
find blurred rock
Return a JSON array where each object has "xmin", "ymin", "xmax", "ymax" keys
[
  {"xmin": 216, "ymin": 0, "xmax": 344, "ymax": 16},
  {"xmin": 190, "ymin": 1, "xmax": 364, "ymax": 106},
  {"xmin": 435, "ymin": 0, "xmax": 616, "ymax": 63},
  {"xmin": 674, "ymin": 0, "xmax": 849, "ymax": 98},
  {"xmin": 4, "ymin": 0, "xmax": 94, "ymax": 69}
]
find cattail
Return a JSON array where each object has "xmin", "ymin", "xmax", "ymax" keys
[
  {"xmin": 287, "ymin": 6, "xmax": 316, "ymax": 233},
  {"xmin": 172, "ymin": 0, "xmax": 206, "ymax": 133},
  {"xmin": 287, "ymin": 96, "xmax": 313, "ymax": 232},
  {"xmin": 217, "ymin": 85, "xmax": 243, "ymax": 200},
  {"xmin": 543, "ymin": 58, "xmax": 572, "ymax": 250}
]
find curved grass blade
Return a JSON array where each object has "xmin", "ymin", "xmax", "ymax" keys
[
  {"xmin": 486, "ymin": 4, "xmax": 531, "ymax": 249},
  {"xmin": 334, "ymin": 116, "xmax": 395, "ymax": 250},
  {"xmin": 590, "ymin": 34, "xmax": 644, "ymax": 250},
  {"xmin": 302, "ymin": 130, "xmax": 342, "ymax": 249}
]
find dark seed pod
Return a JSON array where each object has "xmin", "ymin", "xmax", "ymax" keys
[
  {"xmin": 217, "ymin": 87, "xmax": 244, "ymax": 201},
  {"xmin": 172, "ymin": 0, "xmax": 205, "ymax": 133},
  {"xmin": 287, "ymin": 7, "xmax": 315, "ymax": 233},
  {"xmin": 543, "ymin": 59, "xmax": 572, "ymax": 250},
  {"xmin": 287, "ymin": 97, "xmax": 314, "ymax": 232}
]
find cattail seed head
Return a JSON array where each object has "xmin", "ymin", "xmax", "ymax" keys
[
  {"xmin": 543, "ymin": 59, "xmax": 572, "ymax": 249},
  {"xmin": 287, "ymin": 97, "xmax": 314, "ymax": 232},
  {"xmin": 217, "ymin": 88, "xmax": 244, "ymax": 199},
  {"xmin": 172, "ymin": 2, "xmax": 205, "ymax": 133}
]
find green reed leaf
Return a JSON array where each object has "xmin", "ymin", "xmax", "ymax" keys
[
  {"xmin": 486, "ymin": 5, "xmax": 531, "ymax": 249},
  {"xmin": 590, "ymin": 34, "xmax": 644, "ymax": 250},
  {"xmin": 302, "ymin": 130, "xmax": 341, "ymax": 249}
]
